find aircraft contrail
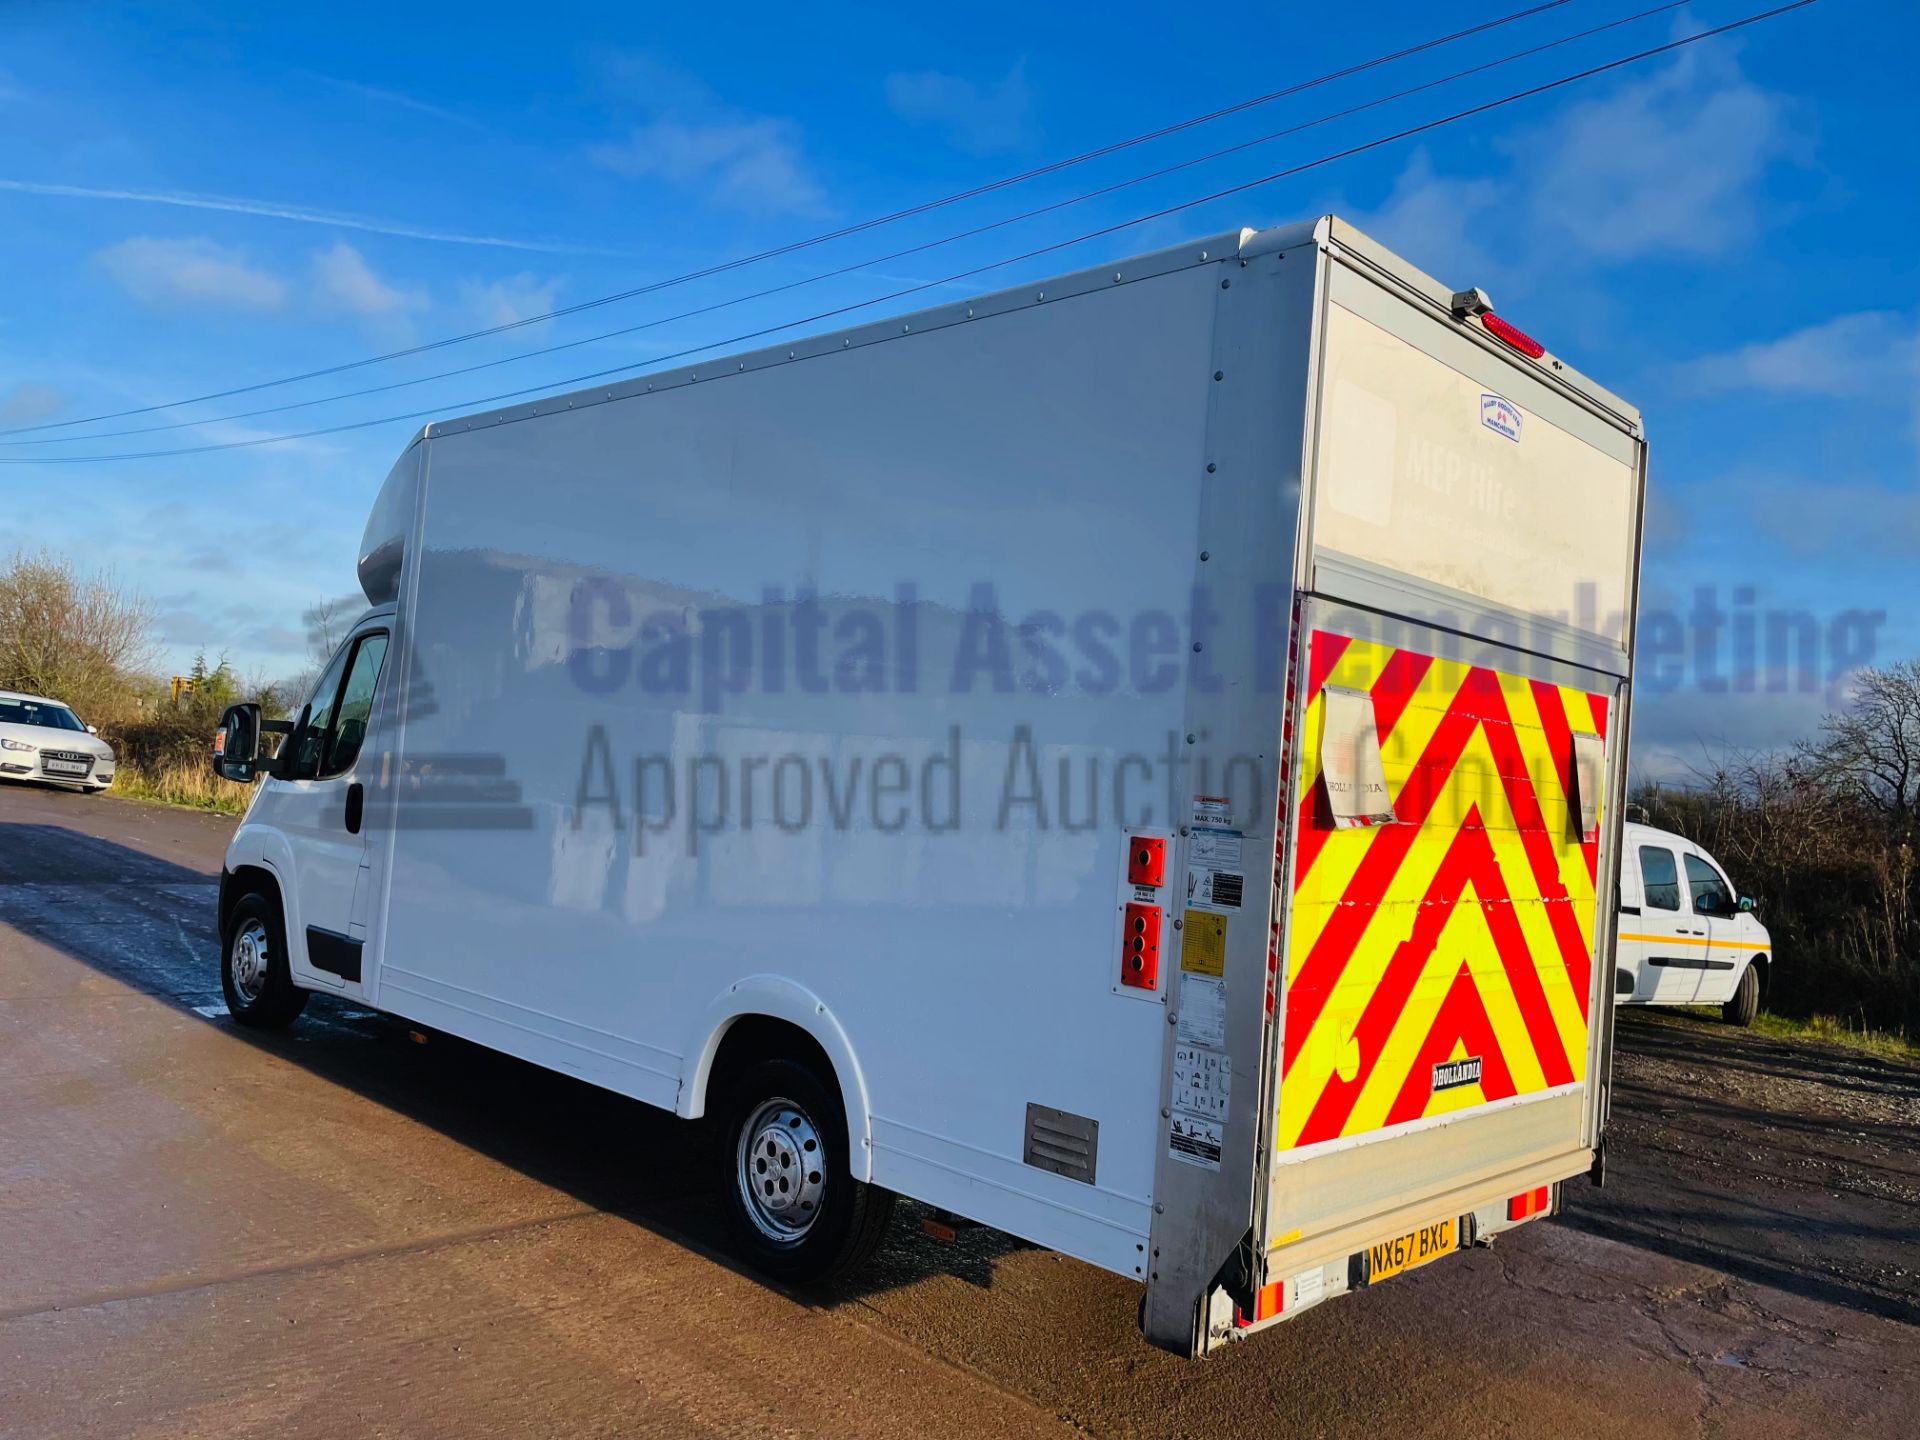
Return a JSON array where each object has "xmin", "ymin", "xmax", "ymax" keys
[{"xmin": 0, "ymin": 178, "xmax": 642, "ymax": 258}]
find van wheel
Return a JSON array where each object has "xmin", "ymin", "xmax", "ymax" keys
[
  {"xmin": 1722, "ymin": 963, "xmax": 1760, "ymax": 1027},
  {"xmin": 221, "ymin": 890, "xmax": 308, "ymax": 1029},
  {"xmin": 718, "ymin": 1056, "xmax": 893, "ymax": 1283}
]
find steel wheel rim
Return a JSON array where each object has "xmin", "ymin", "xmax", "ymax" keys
[
  {"xmin": 230, "ymin": 918, "xmax": 270, "ymax": 1006},
  {"xmin": 736, "ymin": 1097, "xmax": 827, "ymax": 1245}
]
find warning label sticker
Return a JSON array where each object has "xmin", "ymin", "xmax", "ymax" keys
[
  {"xmin": 1172, "ymin": 1044, "xmax": 1231, "ymax": 1118},
  {"xmin": 1189, "ymin": 828, "xmax": 1242, "ymax": 868},
  {"xmin": 1169, "ymin": 1114, "xmax": 1224, "ymax": 1170},
  {"xmin": 1191, "ymin": 794, "xmax": 1233, "ymax": 828},
  {"xmin": 1168, "ymin": 1044, "xmax": 1231, "ymax": 1171},
  {"xmin": 1188, "ymin": 868, "xmax": 1244, "ymax": 909},
  {"xmin": 1176, "ymin": 973, "xmax": 1226, "ymax": 1048},
  {"xmin": 1186, "ymin": 828, "xmax": 1244, "ymax": 910},
  {"xmin": 1181, "ymin": 910, "xmax": 1227, "ymax": 976}
]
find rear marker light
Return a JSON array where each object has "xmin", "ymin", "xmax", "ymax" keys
[
  {"xmin": 1234, "ymin": 1280, "xmax": 1285, "ymax": 1327},
  {"xmin": 1121, "ymin": 903, "xmax": 1161, "ymax": 989},
  {"xmin": 1508, "ymin": 1185, "xmax": 1550, "ymax": 1221},
  {"xmin": 1481, "ymin": 312, "xmax": 1546, "ymax": 360},
  {"xmin": 1127, "ymin": 835, "xmax": 1166, "ymax": 887}
]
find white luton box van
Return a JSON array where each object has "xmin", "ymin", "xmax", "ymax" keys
[{"xmin": 211, "ymin": 215, "xmax": 1648, "ymax": 1355}]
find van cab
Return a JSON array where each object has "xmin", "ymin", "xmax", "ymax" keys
[{"xmin": 1616, "ymin": 821, "xmax": 1773, "ymax": 1025}]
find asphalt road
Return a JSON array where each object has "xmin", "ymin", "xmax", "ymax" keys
[{"xmin": 2, "ymin": 783, "xmax": 1916, "ymax": 1439}]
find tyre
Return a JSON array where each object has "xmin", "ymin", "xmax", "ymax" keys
[
  {"xmin": 220, "ymin": 890, "xmax": 308, "ymax": 1029},
  {"xmin": 1722, "ymin": 962, "xmax": 1760, "ymax": 1027},
  {"xmin": 718, "ymin": 1055, "xmax": 893, "ymax": 1284}
]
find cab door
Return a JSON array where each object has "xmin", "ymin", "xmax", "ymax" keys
[
  {"xmin": 1681, "ymin": 850, "xmax": 1743, "ymax": 1004},
  {"xmin": 270, "ymin": 625, "xmax": 391, "ymax": 996},
  {"xmin": 1624, "ymin": 842, "xmax": 1707, "ymax": 1003}
]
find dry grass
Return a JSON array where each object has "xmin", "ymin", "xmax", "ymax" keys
[
  {"xmin": 1747, "ymin": 1010, "xmax": 1920, "ymax": 1064},
  {"xmin": 113, "ymin": 758, "xmax": 252, "ymax": 814},
  {"xmin": 1672, "ymin": 1004, "xmax": 1919, "ymax": 1063}
]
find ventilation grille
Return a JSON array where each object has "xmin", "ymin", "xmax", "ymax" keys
[{"xmin": 1023, "ymin": 1103, "xmax": 1099, "ymax": 1185}]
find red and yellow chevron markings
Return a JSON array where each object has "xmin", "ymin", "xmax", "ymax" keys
[{"xmin": 1276, "ymin": 629, "xmax": 1609, "ymax": 1153}]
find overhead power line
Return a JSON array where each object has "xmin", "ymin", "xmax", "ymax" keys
[
  {"xmin": 0, "ymin": 0, "xmax": 1820, "ymax": 466},
  {"xmin": 2, "ymin": 0, "xmax": 1580, "ymax": 438},
  {"xmin": 6, "ymin": 0, "xmax": 1702, "ymax": 448}
]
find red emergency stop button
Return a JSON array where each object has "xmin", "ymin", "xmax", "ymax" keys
[
  {"xmin": 1122, "ymin": 903, "xmax": 1161, "ymax": 989},
  {"xmin": 1127, "ymin": 835, "xmax": 1166, "ymax": 887}
]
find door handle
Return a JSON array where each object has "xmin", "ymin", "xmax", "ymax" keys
[{"xmin": 345, "ymin": 782, "xmax": 364, "ymax": 835}]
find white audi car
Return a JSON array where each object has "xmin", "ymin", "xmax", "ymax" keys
[{"xmin": 0, "ymin": 690, "xmax": 117, "ymax": 793}]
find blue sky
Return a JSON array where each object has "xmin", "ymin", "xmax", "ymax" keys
[{"xmin": 0, "ymin": 0, "xmax": 1912, "ymax": 779}]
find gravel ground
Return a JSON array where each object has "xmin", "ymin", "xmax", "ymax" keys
[{"xmin": 1565, "ymin": 1006, "xmax": 1920, "ymax": 1323}]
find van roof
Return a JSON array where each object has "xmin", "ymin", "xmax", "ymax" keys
[
  {"xmin": 413, "ymin": 216, "xmax": 1642, "ymax": 449},
  {"xmin": 1625, "ymin": 820, "xmax": 1696, "ymax": 849}
]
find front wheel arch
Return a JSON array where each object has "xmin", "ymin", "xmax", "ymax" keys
[
  {"xmin": 219, "ymin": 863, "xmax": 281, "ymax": 938},
  {"xmin": 220, "ymin": 884, "xmax": 308, "ymax": 1028}
]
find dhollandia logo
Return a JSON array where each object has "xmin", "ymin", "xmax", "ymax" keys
[
  {"xmin": 1431, "ymin": 1055, "xmax": 1484, "ymax": 1093},
  {"xmin": 1480, "ymin": 392, "xmax": 1523, "ymax": 442}
]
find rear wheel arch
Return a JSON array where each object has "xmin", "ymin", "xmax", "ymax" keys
[{"xmin": 681, "ymin": 980, "xmax": 873, "ymax": 1181}]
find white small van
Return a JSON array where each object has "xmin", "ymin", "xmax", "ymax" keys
[{"xmin": 1615, "ymin": 822, "xmax": 1772, "ymax": 1025}]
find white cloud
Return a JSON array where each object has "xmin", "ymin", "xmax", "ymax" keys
[
  {"xmin": 1743, "ymin": 475, "xmax": 1920, "ymax": 558},
  {"xmin": 1639, "ymin": 478, "xmax": 1689, "ymax": 551},
  {"xmin": 0, "ymin": 381, "xmax": 66, "ymax": 426},
  {"xmin": 886, "ymin": 61, "xmax": 1033, "ymax": 155},
  {"xmin": 310, "ymin": 242, "xmax": 426, "ymax": 318},
  {"xmin": 96, "ymin": 237, "xmax": 428, "ymax": 330},
  {"xmin": 1673, "ymin": 311, "xmax": 1918, "ymax": 402},
  {"xmin": 1513, "ymin": 43, "xmax": 1800, "ymax": 262},
  {"xmin": 459, "ymin": 272, "xmax": 565, "ymax": 328},
  {"xmin": 593, "ymin": 116, "xmax": 826, "ymax": 215},
  {"xmin": 598, "ymin": 49, "xmax": 716, "ymax": 113},
  {"xmin": 95, "ymin": 236, "xmax": 287, "ymax": 311},
  {"xmin": 1646, "ymin": 464, "xmax": 1920, "ymax": 562},
  {"xmin": 155, "ymin": 606, "xmax": 227, "ymax": 652},
  {"xmin": 1348, "ymin": 150, "xmax": 1503, "ymax": 291},
  {"xmin": 185, "ymin": 545, "xmax": 238, "ymax": 574},
  {"xmin": 1629, "ymin": 683, "xmax": 1837, "ymax": 785}
]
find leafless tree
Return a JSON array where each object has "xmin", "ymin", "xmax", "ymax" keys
[
  {"xmin": 0, "ymin": 548, "xmax": 155, "ymax": 714},
  {"xmin": 1802, "ymin": 660, "xmax": 1920, "ymax": 827},
  {"xmin": 282, "ymin": 593, "xmax": 365, "ymax": 703}
]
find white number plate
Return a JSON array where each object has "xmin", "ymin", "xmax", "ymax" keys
[{"xmin": 44, "ymin": 759, "xmax": 88, "ymax": 775}]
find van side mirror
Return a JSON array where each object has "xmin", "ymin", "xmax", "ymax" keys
[
  {"xmin": 1738, "ymin": 895, "xmax": 1755, "ymax": 913},
  {"xmin": 213, "ymin": 703, "xmax": 299, "ymax": 783},
  {"xmin": 213, "ymin": 704, "xmax": 262, "ymax": 782}
]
